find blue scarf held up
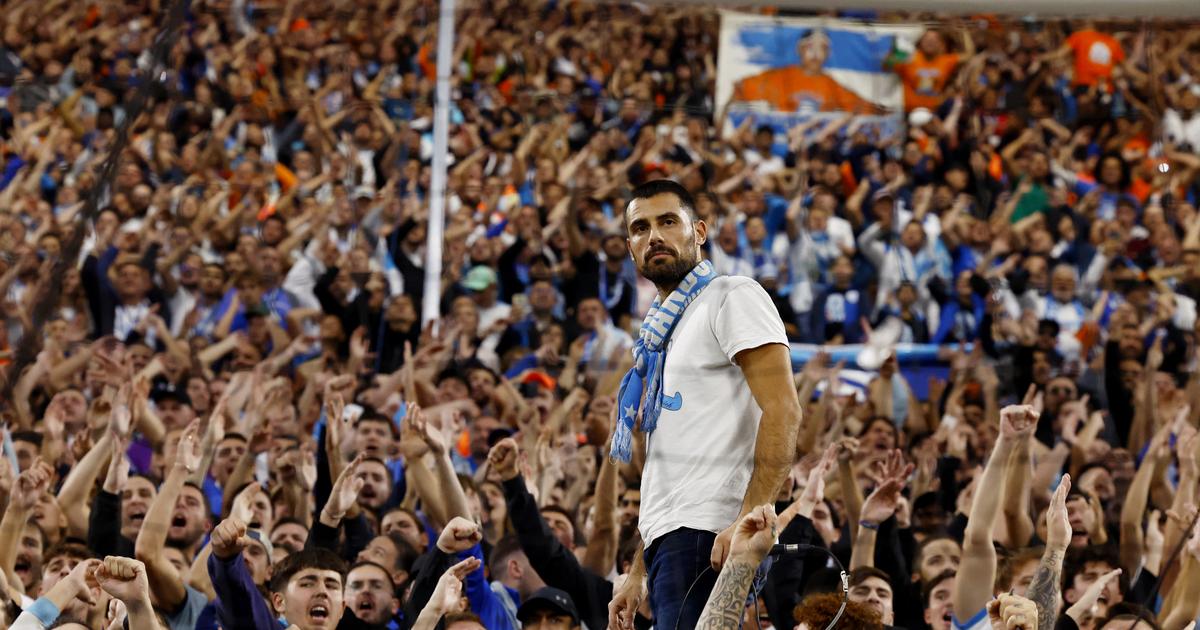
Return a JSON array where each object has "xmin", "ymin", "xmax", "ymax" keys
[{"xmin": 610, "ymin": 260, "xmax": 717, "ymax": 463}]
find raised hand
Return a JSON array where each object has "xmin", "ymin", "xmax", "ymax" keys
[
  {"xmin": 323, "ymin": 455, "xmax": 366, "ymax": 522},
  {"xmin": 436, "ymin": 516, "xmax": 484, "ymax": 554},
  {"xmin": 176, "ymin": 420, "xmax": 203, "ymax": 474},
  {"xmin": 427, "ymin": 557, "xmax": 480, "ymax": 616},
  {"xmin": 103, "ymin": 432, "xmax": 130, "ymax": 493},
  {"xmin": 211, "ymin": 517, "xmax": 251, "ymax": 560},
  {"xmin": 1065, "ymin": 568, "xmax": 1121, "ymax": 624},
  {"xmin": 791, "ymin": 442, "xmax": 838, "ymax": 522},
  {"xmin": 349, "ymin": 327, "xmax": 371, "ymax": 363},
  {"xmin": 1045, "ymin": 474, "xmax": 1072, "ymax": 551},
  {"xmin": 861, "ymin": 449, "xmax": 913, "ymax": 527},
  {"xmin": 229, "ymin": 483, "xmax": 264, "ymax": 525},
  {"xmin": 93, "ymin": 556, "xmax": 151, "ymax": 605},
  {"xmin": 408, "ymin": 403, "xmax": 446, "ymax": 456},
  {"xmin": 1000, "ymin": 401, "xmax": 1038, "ymax": 441},
  {"xmin": 727, "ymin": 504, "xmax": 777, "ymax": 565},
  {"xmin": 488, "ymin": 438, "xmax": 520, "ymax": 481},
  {"xmin": 13, "ymin": 460, "xmax": 55, "ymax": 511},
  {"xmin": 60, "ymin": 558, "xmax": 102, "ymax": 607},
  {"xmin": 324, "ymin": 392, "xmax": 348, "ymax": 454}
]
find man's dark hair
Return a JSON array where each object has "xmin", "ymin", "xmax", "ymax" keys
[
  {"xmin": 922, "ymin": 569, "xmax": 957, "ymax": 607},
  {"xmin": 377, "ymin": 532, "xmax": 419, "ymax": 576},
  {"xmin": 1062, "ymin": 545, "xmax": 1121, "ymax": 592},
  {"xmin": 269, "ymin": 547, "xmax": 348, "ymax": 593},
  {"xmin": 1100, "ymin": 603, "xmax": 1159, "ymax": 629},
  {"xmin": 354, "ymin": 412, "xmax": 394, "ymax": 432},
  {"xmin": 540, "ymin": 505, "xmax": 576, "ymax": 532},
  {"xmin": 11, "ymin": 430, "xmax": 42, "ymax": 447},
  {"xmin": 271, "ymin": 517, "xmax": 309, "ymax": 540},
  {"xmin": 489, "ymin": 536, "xmax": 525, "ymax": 578},
  {"xmin": 44, "ymin": 541, "xmax": 92, "ymax": 566},
  {"xmin": 849, "ymin": 566, "xmax": 892, "ymax": 590},
  {"xmin": 626, "ymin": 179, "xmax": 697, "ymax": 222}
]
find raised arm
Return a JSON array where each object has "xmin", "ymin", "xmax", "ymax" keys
[
  {"xmin": 1027, "ymin": 475, "xmax": 1072, "ymax": 630},
  {"xmin": 411, "ymin": 558, "xmax": 480, "ymax": 630},
  {"xmin": 409, "ymin": 404, "xmax": 473, "ymax": 521},
  {"xmin": 711, "ymin": 343, "xmax": 801, "ymax": 570},
  {"xmin": 582, "ymin": 441, "xmax": 619, "ymax": 577},
  {"xmin": 998, "ymin": 424, "xmax": 1035, "ymax": 549},
  {"xmin": 94, "ymin": 556, "xmax": 158, "ymax": 630},
  {"xmin": 55, "ymin": 430, "xmax": 113, "ymax": 540},
  {"xmin": 0, "ymin": 462, "xmax": 54, "ymax": 598},
  {"xmin": 1120, "ymin": 425, "xmax": 1169, "ymax": 575},
  {"xmin": 953, "ymin": 402, "xmax": 1036, "ymax": 622},
  {"xmin": 134, "ymin": 421, "xmax": 201, "ymax": 611},
  {"xmin": 852, "ymin": 451, "xmax": 912, "ymax": 571}
]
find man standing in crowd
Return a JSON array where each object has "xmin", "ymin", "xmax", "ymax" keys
[{"xmin": 607, "ymin": 180, "xmax": 801, "ymax": 630}]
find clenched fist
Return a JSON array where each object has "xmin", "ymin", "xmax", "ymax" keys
[
  {"xmin": 437, "ymin": 517, "xmax": 483, "ymax": 554},
  {"xmin": 211, "ymin": 517, "xmax": 251, "ymax": 559},
  {"xmin": 488, "ymin": 438, "xmax": 520, "ymax": 481}
]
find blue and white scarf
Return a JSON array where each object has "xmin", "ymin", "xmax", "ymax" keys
[{"xmin": 610, "ymin": 260, "xmax": 717, "ymax": 463}]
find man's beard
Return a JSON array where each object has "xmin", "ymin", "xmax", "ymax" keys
[{"xmin": 638, "ymin": 246, "xmax": 698, "ymax": 286}]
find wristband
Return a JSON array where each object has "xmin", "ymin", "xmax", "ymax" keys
[{"xmin": 859, "ymin": 519, "xmax": 880, "ymax": 531}]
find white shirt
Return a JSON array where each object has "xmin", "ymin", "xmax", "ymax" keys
[
  {"xmin": 638, "ymin": 276, "xmax": 788, "ymax": 545},
  {"xmin": 1164, "ymin": 107, "xmax": 1200, "ymax": 152}
]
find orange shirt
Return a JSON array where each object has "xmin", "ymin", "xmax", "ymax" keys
[
  {"xmin": 894, "ymin": 52, "xmax": 959, "ymax": 112},
  {"xmin": 1066, "ymin": 30, "xmax": 1124, "ymax": 87},
  {"xmin": 733, "ymin": 67, "xmax": 880, "ymax": 114}
]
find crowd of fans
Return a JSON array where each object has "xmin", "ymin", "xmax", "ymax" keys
[{"xmin": 1, "ymin": 0, "xmax": 1200, "ymax": 628}]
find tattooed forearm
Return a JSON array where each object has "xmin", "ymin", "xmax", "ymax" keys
[
  {"xmin": 1027, "ymin": 547, "xmax": 1064, "ymax": 630},
  {"xmin": 696, "ymin": 560, "xmax": 759, "ymax": 630}
]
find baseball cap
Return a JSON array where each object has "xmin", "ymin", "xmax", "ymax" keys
[
  {"xmin": 246, "ymin": 529, "xmax": 274, "ymax": 563},
  {"xmin": 353, "ymin": 185, "xmax": 376, "ymax": 200},
  {"xmin": 517, "ymin": 587, "xmax": 579, "ymax": 624},
  {"xmin": 462, "ymin": 266, "xmax": 498, "ymax": 291}
]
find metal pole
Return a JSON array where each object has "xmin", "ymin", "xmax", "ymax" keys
[{"xmin": 422, "ymin": 0, "xmax": 455, "ymax": 326}]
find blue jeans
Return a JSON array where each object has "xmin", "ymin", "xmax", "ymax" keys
[{"xmin": 644, "ymin": 528, "xmax": 718, "ymax": 630}]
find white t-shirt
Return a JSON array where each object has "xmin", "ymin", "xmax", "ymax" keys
[{"xmin": 638, "ymin": 276, "xmax": 789, "ymax": 546}]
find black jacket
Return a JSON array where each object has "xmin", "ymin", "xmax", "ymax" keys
[{"xmin": 501, "ymin": 475, "xmax": 613, "ymax": 630}]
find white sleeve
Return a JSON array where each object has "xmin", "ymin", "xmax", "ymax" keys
[
  {"xmin": 9, "ymin": 613, "xmax": 47, "ymax": 630},
  {"xmin": 282, "ymin": 257, "xmax": 323, "ymax": 311},
  {"xmin": 712, "ymin": 279, "xmax": 788, "ymax": 363}
]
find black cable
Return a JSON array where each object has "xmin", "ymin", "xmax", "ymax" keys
[
  {"xmin": 0, "ymin": 0, "xmax": 191, "ymax": 398},
  {"xmin": 672, "ymin": 544, "xmax": 848, "ymax": 630}
]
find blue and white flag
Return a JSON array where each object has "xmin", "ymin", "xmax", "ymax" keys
[{"xmin": 716, "ymin": 12, "xmax": 922, "ymax": 154}]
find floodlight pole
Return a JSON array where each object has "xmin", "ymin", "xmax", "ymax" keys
[{"xmin": 422, "ymin": 0, "xmax": 455, "ymax": 326}]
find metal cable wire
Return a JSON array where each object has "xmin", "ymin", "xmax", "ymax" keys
[{"xmin": 1, "ymin": 0, "xmax": 191, "ymax": 399}]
